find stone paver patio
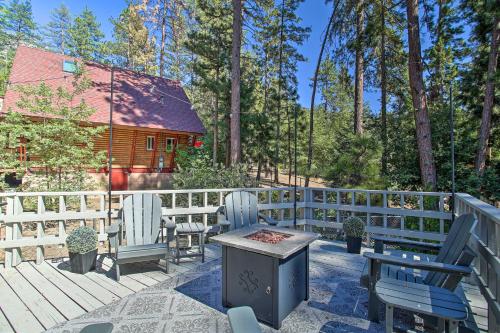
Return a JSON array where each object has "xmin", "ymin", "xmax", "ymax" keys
[{"xmin": 46, "ymin": 240, "xmax": 432, "ymax": 333}]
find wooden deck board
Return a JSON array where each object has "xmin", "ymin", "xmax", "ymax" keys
[
  {"xmin": 0, "ymin": 267, "xmax": 63, "ymax": 330},
  {"xmin": 0, "ymin": 241, "xmax": 489, "ymax": 333},
  {"xmin": 15, "ymin": 262, "xmax": 86, "ymax": 320},
  {"xmin": 0, "ymin": 308, "xmax": 14, "ymax": 333},
  {"xmin": 0, "ymin": 274, "xmax": 43, "ymax": 333},
  {"xmin": 96, "ymin": 263, "xmax": 149, "ymax": 292},
  {"xmin": 99, "ymin": 257, "xmax": 163, "ymax": 287},
  {"xmin": 31, "ymin": 262, "xmax": 104, "ymax": 312},
  {"xmin": 47, "ymin": 261, "xmax": 121, "ymax": 304}
]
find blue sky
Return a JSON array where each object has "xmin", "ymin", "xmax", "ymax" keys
[{"xmin": 31, "ymin": 1, "xmax": 380, "ymax": 111}]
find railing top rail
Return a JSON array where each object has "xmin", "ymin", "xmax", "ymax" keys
[
  {"xmin": 0, "ymin": 187, "xmax": 451, "ymax": 198},
  {"xmin": 456, "ymin": 192, "xmax": 500, "ymax": 224},
  {"xmin": 316, "ymin": 188, "xmax": 451, "ymax": 196},
  {"xmin": 0, "ymin": 187, "xmax": 303, "ymax": 197}
]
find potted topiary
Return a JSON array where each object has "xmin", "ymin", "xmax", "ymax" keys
[
  {"xmin": 66, "ymin": 226, "xmax": 98, "ymax": 274},
  {"xmin": 343, "ymin": 216, "xmax": 365, "ymax": 254}
]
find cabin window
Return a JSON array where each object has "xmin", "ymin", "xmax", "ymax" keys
[
  {"xmin": 165, "ymin": 138, "xmax": 175, "ymax": 152},
  {"xmin": 6, "ymin": 133, "xmax": 18, "ymax": 148},
  {"xmin": 146, "ymin": 136, "xmax": 155, "ymax": 151},
  {"xmin": 63, "ymin": 60, "xmax": 77, "ymax": 73}
]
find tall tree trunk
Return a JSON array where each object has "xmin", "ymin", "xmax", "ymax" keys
[
  {"xmin": 213, "ymin": 66, "xmax": 220, "ymax": 167},
  {"xmin": 225, "ymin": 113, "xmax": 231, "ymax": 167},
  {"xmin": 230, "ymin": 0, "xmax": 242, "ymax": 165},
  {"xmin": 380, "ymin": 0, "xmax": 388, "ymax": 176},
  {"xmin": 305, "ymin": 1, "xmax": 338, "ymax": 187},
  {"xmin": 354, "ymin": 0, "xmax": 364, "ymax": 134},
  {"xmin": 287, "ymin": 103, "xmax": 292, "ymax": 186},
  {"xmin": 406, "ymin": 0, "xmax": 437, "ymax": 189},
  {"xmin": 256, "ymin": 155, "xmax": 262, "ymax": 181},
  {"xmin": 275, "ymin": 0, "xmax": 285, "ymax": 184},
  {"xmin": 475, "ymin": 16, "xmax": 499, "ymax": 175},
  {"xmin": 159, "ymin": 0, "xmax": 167, "ymax": 77}
]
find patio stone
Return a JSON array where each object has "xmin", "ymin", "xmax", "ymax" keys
[{"xmin": 46, "ymin": 241, "xmax": 430, "ymax": 333}]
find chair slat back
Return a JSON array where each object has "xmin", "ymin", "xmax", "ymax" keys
[
  {"xmin": 225, "ymin": 191, "xmax": 259, "ymax": 230},
  {"xmin": 122, "ymin": 193, "xmax": 162, "ymax": 246},
  {"xmin": 424, "ymin": 213, "xmax": 477, "ymax": 287}
]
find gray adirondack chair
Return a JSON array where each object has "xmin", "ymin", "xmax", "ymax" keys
[
  {"xmin": 107, "ymin": 193, "xmax": 169, "ymax": 281},
  {"xmin": 363, "ymin": 213, "xmax": 477, "ymax": 322},
  {"xmin": 217, "ymin": 191, "xmax": 278, "ymax": 231}
]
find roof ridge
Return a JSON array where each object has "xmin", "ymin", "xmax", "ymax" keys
[{"xmin": 17, "ymin": 44, "xmax": 182, "ymax": 86}]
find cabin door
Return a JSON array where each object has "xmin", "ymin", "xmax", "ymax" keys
[{"xmin": 111, "ymin": 169, "xmax": 128, "ymax": 190}]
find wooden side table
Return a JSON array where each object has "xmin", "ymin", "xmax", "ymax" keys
[
  {"xmin": 174, "ymin": 222, "xmax": 205, "ymax": 264},
  {"xmin": 375, "ymin": 278, "xmax": 468, "ymax": 333}
]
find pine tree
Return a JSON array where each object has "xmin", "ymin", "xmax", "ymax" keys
[
  {"xmin": 0, "ymin": 0, "xmax": 37, "ymax": 95},
  {"xmin": 0, "ymin": 0, "xmax": 37, "ymax": 48},
  {"xmin": 406, "ymin": 0, "xmax": 437, "ymax": 189},
  {"xmin": 109, "ymin": 3, "xmax": 157, "ymax": 74},
  {"xmin": 146, "ymin": 0, "xmax": 191, "ymax": 80},
  {"xmin": 68, "ymin": 7, "xmax": 105, "ymax": 61},
  {"xmin": 43, "ymin": 4, "xmax": 72, "ymax": 54},
  {"xmin": 0, "ymin": 66, "xmax": 107, "ymax": 191},
  {"xmin": 185, "ymin": 0, "xmax": 233, "ymax": 166},
  {"xmin": 305, "ymin": 0, "xmax": 337, "ymax": 187},
  {"xmin": 230, "ymin": 0, "xmax": 243, "ymax": 165},
  {"xmin": 364, "ymin": 0, "xmax": 406, "ymax": 178}
]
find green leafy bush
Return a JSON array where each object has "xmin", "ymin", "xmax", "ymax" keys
[
  {"xmin": 66, "ymin": 226, "xmax": 98, "ymax": 254},
  {"xmin": 343, "ymin": 216, "xmax": 365, "ymax": 238},
  {"xmin": 173, "ymin": 139, "xmax": 255, "ymax": 189}
]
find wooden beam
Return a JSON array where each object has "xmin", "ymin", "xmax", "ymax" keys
[
  {"xmin": 150, "ymin": 132, "xmax": 160, "ymax": 170},
  {"xmin": 129, "ymin": 130, "xmax": 138, "ymax": 169}
]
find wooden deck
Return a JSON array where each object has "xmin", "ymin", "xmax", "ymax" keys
[
  {"xmin": 0, "ymin": 241, "xmax": 489, "ymax": 333},
  {"xmin": 0, "ymin": 244, "xmax": 222, "ymax": 333}
]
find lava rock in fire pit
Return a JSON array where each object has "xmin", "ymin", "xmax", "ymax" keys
[{"xmin": 244, "ymin": 230, "xmax": 292, "ymax": 244}]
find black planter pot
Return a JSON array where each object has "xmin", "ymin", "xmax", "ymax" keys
[
  {"xmin": 69, "ymin": 249, "xmax": 97, "ymax": 274},
  {"xmin": 346, "ymin": 236, "xmax": 362, "ymax": 254}
]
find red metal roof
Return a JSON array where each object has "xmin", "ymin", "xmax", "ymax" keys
[{"xmin": 2, "ymin": 46, "xmax": 205, "ymax": 134}]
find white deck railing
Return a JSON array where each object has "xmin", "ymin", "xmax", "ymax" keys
[
  {"xmin": 0, "ymin": 187, "xmax": 453, "ymax": 266},
  {"xmin": 455, "ymin": 193, "xmax": 500, "ymax": 331},
  {"xmin": 0, "ymin": 187, "xmax": 498, "ymax": 331}
]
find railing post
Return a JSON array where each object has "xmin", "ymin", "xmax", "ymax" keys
[
  {"xmin": 366, "ymin": 191, "xmax": 371, "ymax": 245},
  {"xmin": 304, "ymin": 188, "xmax": 312, "ymax": 231},
  {"xmin": 203, "ymin": 192, "xmax": 208, "ymax": 229},
  {"xmin": 188, "ymin": 192, "xmax": 192, "ymax": 224},
  {"xmin": 58, "ymin": 195, "xmax": 66, "ymax": 240},
  {"xmin": 36, "ymin": 195, "xmax": 45, "ymax": 264},
  {"xmin": 383, "ymin": 192, "xmax": 388, "ymax": 229},
  {"xmin": 171, "ymin": 193, "xmax": 176, "ymax": 224},
  {"xmin": 400, "ymin": 194, "xmax": 405, "ymax": 232},
  {"xmin": 336, "ymin": 190, "xmax": 341, "ymax": 223},
  {"xmin": 4, "ymin": 195, "xmax": 18, "ymax": 268}
]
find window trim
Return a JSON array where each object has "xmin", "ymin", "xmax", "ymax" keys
[
  {"xmin": 146, "ymin": 136, "xmax": 155, "ymax": 151},
  {"xmin": 165, "ymin": 137, "xmax": 175, "ymax": 152}
]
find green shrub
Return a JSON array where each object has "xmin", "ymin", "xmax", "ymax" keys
[
  {"xmin": 343, "ymin": 216, "xmax": 365, "ymax": 238},
  {"xmin": 66, "ymin": 226, "xmax": 98, "ymax": 254}
]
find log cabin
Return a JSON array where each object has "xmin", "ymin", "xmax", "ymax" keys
[{"xmin": 0, "ymin": 46, "xmax": 205, "ymax": 190}]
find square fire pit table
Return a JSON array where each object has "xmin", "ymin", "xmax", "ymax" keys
[{"xmin": 211, "ymin": 225, "xmax": 319, "ymax": 329}]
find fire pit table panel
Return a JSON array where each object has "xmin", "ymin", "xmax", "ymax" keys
[{"xmin": 212, "ymin": 225, "xmax": 319, "ymax": 329}]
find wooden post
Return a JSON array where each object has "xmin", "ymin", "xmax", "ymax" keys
[
  {"xmin": 304, "ymin": 188, "xmax": 312, "ymax": 231},
  {"xmin": 36, "ymin": 196, "xmax": 45, "ymax": 264}
]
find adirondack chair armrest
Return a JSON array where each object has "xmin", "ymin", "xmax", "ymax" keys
[
  {"xmin": 106, "ymin": 223, "xmax": 121, "ymax": 255},
  {"xmin": 106, "ymin": 223, "xmax": 120, "ymax": 236},
  {"xmin": 258, "ymin": 212, "xmax": 278, "ymax": 226},
  {"xmin": 371, "ymin": 235, "xmax": 442, "ymax": 253},
  {"xmin": 363, "ymin": 252, "xmax": 472, "ymax": 276}
]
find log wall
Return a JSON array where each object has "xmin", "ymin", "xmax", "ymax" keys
[{"xmin": 95, "ymin": 126, "xmax": 192, "ymax": 172}]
